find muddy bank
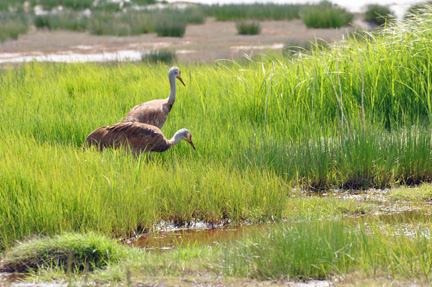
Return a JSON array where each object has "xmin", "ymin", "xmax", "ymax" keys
[{"xmin": 0, "ymin": 18, "xmax": 358, "ymax": 64}]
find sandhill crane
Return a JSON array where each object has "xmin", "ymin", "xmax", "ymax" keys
[
  {"xmin": 124, "ymin": 66, "xmax": 185, "ymax": 129},
  {"xmin": 85, "ymin": 121, "xmax": 195, "ymax": 158}
]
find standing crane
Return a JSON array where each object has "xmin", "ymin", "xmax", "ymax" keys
[{"xmin": 124, "ymin": 66, "xmax": 185, "ymax": 129}]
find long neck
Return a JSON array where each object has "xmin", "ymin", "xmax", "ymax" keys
[
  {"xmin": 167, "ymin": 131, "xmax": 183, "ymax": 148},
  {"xmin": 168, "ymin": 74, "xmax": 176, "ymax": 105}
]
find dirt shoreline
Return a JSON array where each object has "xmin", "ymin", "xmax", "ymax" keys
[{"xmin": 0, "ymin": 18, "xmax": 365, "ymax": 64}]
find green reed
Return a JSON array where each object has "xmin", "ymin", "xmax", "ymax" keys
[
  {"xmin": 364, "ymin": 4, "xmax": 394, "ymax": 26},
  {"xmin": 222, "ymin": 220, "xmax": 432, "ymax": 282},
  {"xmin": 300, "ymin": 1, "xmax": 353, "ymax": 28},
  {"xmin": 0, "ymin": 12, "xmax": 29, "ymax": 41},
  {"xmin": 2, "ymin": 10, "xmax": 432, "ymax": 249},
  {"xmin": 236, "ymin": 21, "xmax": 261, "ymax": 35},
  {"xmin": 7, "ymin": 220, "xmax": 432, "ymax": 283},
  {"xmin": 34, "ymin": 11, "xmax": 88, "ymax": 31},
  {"xmin": 208, "ymin": 3, "xmax": 301, "ymax": 21},
  {"xmin": 141, "ymin": 49, "xmax": 177, "ymax": 64}
]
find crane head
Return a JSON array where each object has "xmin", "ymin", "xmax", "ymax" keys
[
  {"xmin": 170, "ymin": 66, "xmax": 186, "ymax": 86},
  {"xmin": 178, "ymin": 128, "xmax": 196, "ymax": 150}
]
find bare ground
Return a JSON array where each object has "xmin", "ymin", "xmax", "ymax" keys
[{"xmin": 0, "ymin": 18, "xmax": 362, "ymax": 63}]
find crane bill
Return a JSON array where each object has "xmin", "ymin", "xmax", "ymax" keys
[
  {"xmin": 177, "ymin": 75, "xmax": 186, "ymax": 86},
  {"xmin": 189, "ymin": 141, "xmax": 196, "ymax": 150}
]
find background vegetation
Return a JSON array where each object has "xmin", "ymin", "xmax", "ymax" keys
[
  {"xmin": 364, "ymin": 4, "xmax": 394, "ymax": 26},
  {"xmin": 1, "ymin": 2, "xmax": 432, "ymax": 285},
  {"xmin": 1, "ymin": 10, "xmax": 432, "ymax": 251},
  {"xmin": 236, "ymin": 21, "xmax": 261, "ymax": 35},
  {"xmin": 300, "ymin": 1, "xmax": 353, "ymax": 28}
]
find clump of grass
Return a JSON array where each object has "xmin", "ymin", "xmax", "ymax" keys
[
  {"xmin": 364, "ymin": 4, "xmax": 393, "ymax": 26},
  {"xmin": 0, "ymin": 233, "xmax": 138, "ymax": 273},
  {"xmin": 224, "ymin": 221, "xmax": 357, "ymax": 280},
  {"xmin": 62, "ymin": 0, "xmax": 94, "ymax": 10},
  {"xmin": 236, "ymin": 21, "xmax": 261, "ymax": 35},
  {"xmin": 182, "ymin": 6, "xmax": 206, "ymax": 24},
  {"xmin": 282, "ymin": 39, "xmax": 327, "ymax": 56},
  {"xmin": 88, "ymin": 11, "xmax": 152, "ymax": 36},
  {"xmin": 222, "ymin": 220, "xmax": 432, "ymax": 281},
  {"xmin": 131, "ymin": 0, "xmax": 156, "ymax": 5},
  {"xmin": 34, "ymin": 12, "xmax": 88, "ymax": 31},
  {"xmin": 387, "ymin": 184, "xmax": 432, "ymax": 202},
  {"xmin": 300, "ymin": 1, "xmax": 353, "ymax": 28},
  {"xmin": 91, "ymin": 0, "xmax": 123, "ymax": 12},
  {"xmin": 142, "ymin": 49, "xmax": 177, "ymax": 64},
  {"xmin": 154, "ymin": 17, "xmax": 186, "ymax": 37},
  {"xmin": 405, "ymin": 2, "xmax": 432, "ymax": 18},
  {"xmin": 30, "ymin": 0, "xmax": 94, "ymax": 10},
  {"xmin": 209, "ymin": 3, "xmax": 300, "ymax": 21},
  {"xmin": 0, "ymin": 13, "xmax": 29, "ymax": 42}
]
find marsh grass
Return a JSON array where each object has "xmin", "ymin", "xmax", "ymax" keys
[
  {"xmin": 300, "ymin": 1, "xmax": 353, "ymax": 28},
  {"xmin": 0, "ymin": 233, "xmax": 138, "ymax": 273},
  {"xmin": 34, "ymin": 11, "xmax": 88, "ymax": 31},
  {"xmin": 386, "ymin": 184, "xmax": 432, "ymax": 202},
  {"xmin": 88, "ymin": 11, "xmax": 152, "ymax": 36},
  {"xmin": 15, "ymin": 221, "xmax": 432, "ymax": 283},
  {"xmin": 364, "ymin": 4, "xmax": 394, "ymax": 26},
  {"xmin": 142, "ymin": 49, "xmax": 177, "ymax": 64},
  {"xmin": 131, "ymin": 0, "xmax": 156, "ymax": 4},
  {"xmin": 236, "ymin": 21, "xmax": 261, "ymax": 35},
  {"xmin": 209, "ymin": 3, "xmax": 300, "ymax": 21},
  {"xmin": 30, "ymin": 0, "xmax": 94, "ymax": 10},
  {"xmin": 222, "ymin": 221, "xmax": 432, "ymax": 281},
  {"xmin": 3, "ymin": 8, "xmax": 432, "ymax": 250},
  {"xmin": 406, "ymin": 2, "xmax": 432, "ymax": 18},
  {"xmin": 62, "ymin": 0, "xmax": 94, "ymax": 10},
  {"xmin": 0, "ymin": 12, "xmax": 29, "ymax": 41},
  {"xmin": 283, "ymin": 39, "xmax": 328, "ymax": 56},
  {"xmin": 154, "ymin": 16, "xmax": 186, "ymax": 37},
  {"xmin": 182, "ymin": 6, "xmax": 207, "ymax": 24}
]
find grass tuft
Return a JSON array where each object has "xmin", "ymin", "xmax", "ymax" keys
[
  {"xmin": 364, "ymin": 4, "xmax": 393, "ymax": 26},
  {"xmin": 236, "ymin": 21, "xmax": 261, "ymax": 35},
  {"xmin": 209, "ymin": 3, "xmax": 300, "ymax": 21},
  {"xmin": 141, "ymin": 49, "xmax": 177, "ymax": 64},
  {"xmin": 0, "ymin": 233, "xmax": 137, "ymax": 273},
  {"xmin": 154, "ymin": 16, "xmax": 186, "ymax": 37},
  {"xmin": 0, "ymin": 12, "xmax": 29, "ymax": 41},
  {"xmin": 300, "ymin": 1, "xmax": 353, "ymax": 28},
  {"xmin": 34, "ymin": 12, "xmax": 88, "ymax": 31}
]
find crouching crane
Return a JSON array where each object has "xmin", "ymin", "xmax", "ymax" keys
[{"xmin": 85, "ymin": 121, "xmax": 195, "ymax": 158}]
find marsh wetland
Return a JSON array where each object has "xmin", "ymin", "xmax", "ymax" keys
[{"xmin": 1, "ymin": 0, "xmax": 432, "ymax": 286}]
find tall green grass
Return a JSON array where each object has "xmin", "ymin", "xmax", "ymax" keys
[
  {"xmin": 208, "ymin": 3, "xmax": 301, "ymax": 21},
  {"xmin": 0, "ymin": 233, "xmax": 137, "ymax": 273},
  {"xmin": 30, "ymin": 0, "xmax": 94, "ymax": 10},
  {"xmin": 141, "ymin": 49, "xmax": 177, "ymax": 64},
  {"xmin": 236, "ymin": 21, "xmax": 261, "ymax": 35},
  {"xmin": 9, "ymin": 221, "xmax": 432, "ymax": 283},
  {"xmin": 88, "ymin": 11, "xmax": 153, "ymax": 36},
  {"xmin": 300, "ymin": 1, "xmax": 353, "ymax": 28},
  {"xmin": 364, "ymin": 4, "xmax": 394, "ymax": 26},
  {"xmin": 34, "ymin": 11, "xmax": 88, "ymax": 31},
  {"xmin": 0, "ymin": 12, "xmax": 29, "ymax": 41},
  {"xmin": 154, "ymin": 16, "xmax": 186, "ymax": 37},
  {"xmin": 223, "ymin": 220, "xmax": 432, "ymax": 281},
  {"xmin": 3, "ymin": 9, "xmax": 432, "ymax": 249}
]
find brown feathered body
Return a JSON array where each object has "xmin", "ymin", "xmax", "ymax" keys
[
  {"xmin": 124, "ymin": 99, "xmax": 173, "ymax": 128},
  {"xmin": 85, "ymin": 122, "xmax": 172, "ymax": 153},
  {"xmin": 124, "ymin": 66, "xmax": 185, "ymax": 129},
  {"xmin": 85, "ymin": 122, "xmax": 195, "ymax": 154}
]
